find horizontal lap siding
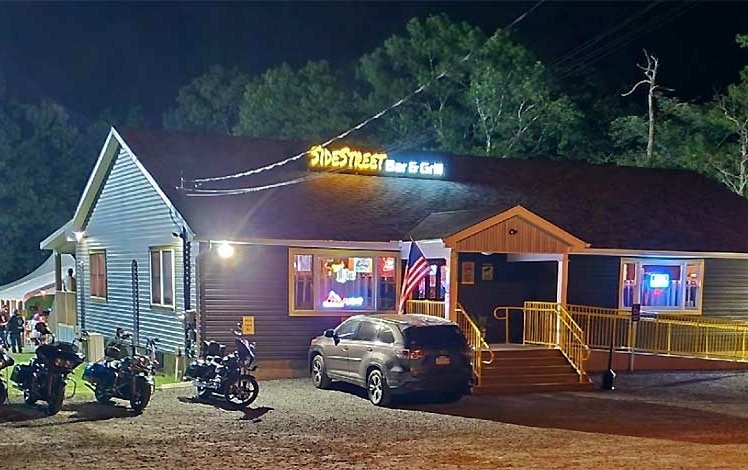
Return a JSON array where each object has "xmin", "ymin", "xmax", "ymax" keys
[
  {"xmin": 77, "ymin": 148, "xmax": 190, "ymax": 353},
  {"xmin": 200, "ymin": 244, "xmax": 339, "ymax": 362},
  {"xmin": 703, "ymin": 259, "xmax": 748, "ymax": 317},
  {"xmin": 567, "ymin": 255, "xmax": 619, "ymax": 308}
]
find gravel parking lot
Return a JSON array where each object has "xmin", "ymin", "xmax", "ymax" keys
[{"xmin": 3, "ymin": 371, "xmax": 748, "ymax": 469}]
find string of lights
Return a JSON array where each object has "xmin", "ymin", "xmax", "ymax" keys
[
  {"xmin": 184, "ymin": 174, "xmax": 321, "ymax": 196},
  {"xmin": 184, "ymin": 0, "xmax": 546, "ymax": 188}
]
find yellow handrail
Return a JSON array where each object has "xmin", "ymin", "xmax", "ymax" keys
[
  {"xmin": 524, "ymin": 301, "xmax": 590, "ymax": 382},
  {"xmin": 405, "ymin": 299, "xmax": 446, "ymax": 318},
  {"xmin": 566, "ymin": 304, "xmax": 748, "ymax": 361},
  {"xmin": 455, "ymin": 303, "xmax": 494, "ymax": 386}
]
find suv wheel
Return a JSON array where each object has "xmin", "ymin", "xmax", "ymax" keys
[
  {"xmin": 366, "ymin": 369, "xmax": 391, "ymax": 406},
  {"xmin": 311, "ymin": 354, "xmax": 331, "ymax": 389}
]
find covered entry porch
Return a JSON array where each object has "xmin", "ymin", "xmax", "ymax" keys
[{"xmin": 405, "ymin": 205, "xmax": 594, "ymax": 393}]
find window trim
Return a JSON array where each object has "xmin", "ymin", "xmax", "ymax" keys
[
  {"xmin": 150, "ymin": 247, "xmax": 176, "ymax": 309},
  {"xmin": 288, "ymin": 248, "xmax": 400, "ymax": 317},
  {"xmin": 618, "ymin": 258, "xmax": 705, "ymax": 313},
  {"xmin": 89, "ymin": 250, "xmax": 107, "ymax": 301}
]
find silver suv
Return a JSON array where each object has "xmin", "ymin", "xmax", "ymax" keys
[{"xmin": 308, "ymin": 314, "xmax": 473, "ymax": 406}]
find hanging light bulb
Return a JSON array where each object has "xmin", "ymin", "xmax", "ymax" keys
[{"xmin": 217, "ymin": 241, "xmax": 234, "ymax": 259}]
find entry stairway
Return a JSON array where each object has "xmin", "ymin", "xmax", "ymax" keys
[
  {"xmin": 473, "ymin": 346, "xmax": 595, "ymax": 395},
  {"xmin": 456, "ymin": 302, "xmax": 595, "ymax": 395}
]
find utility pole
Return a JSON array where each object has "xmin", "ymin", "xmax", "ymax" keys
[{"xmin": 622, "ymin": 50, "xmax": 672, "ymax": 166}]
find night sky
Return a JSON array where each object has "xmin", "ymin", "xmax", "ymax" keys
[{"xmin": 0, "ymin": 1, "xmax": 746, "ymax": 125}]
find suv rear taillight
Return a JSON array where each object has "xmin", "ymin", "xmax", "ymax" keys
[{"xmin": 395, "ymin": 349, "xmax": 424, "ymax": 360}]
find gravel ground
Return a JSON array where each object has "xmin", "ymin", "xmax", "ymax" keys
[{"xmin": 3, "ymin": 371, "xmax": 748, "ymax": 469}]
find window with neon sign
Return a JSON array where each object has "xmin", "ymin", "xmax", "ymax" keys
[
  {"xmin": 290, "ymin": 249, "xmax": 398, "ymax": 314},
  {"xmin": 619, "ymin": 259, "xmax": 702, "ymax": 310}
]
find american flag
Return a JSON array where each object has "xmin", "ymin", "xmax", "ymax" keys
[{"xmin": 398, "ymin": 241, "xmax": 431, "ymax": 314}]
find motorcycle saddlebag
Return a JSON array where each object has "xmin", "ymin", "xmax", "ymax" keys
[
  {"xmin": 184, "ymin": 361, "xmax": 211, "ymax": 379},
  {"xmin": 10, "ymin": 363, "xmax": 30, "ymax": 385},
  {"xmin": 82, "ymin": 362, "xmax": 113, "ymax": 384}
]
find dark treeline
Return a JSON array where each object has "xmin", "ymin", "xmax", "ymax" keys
[{"xmin": 1, "ymin": 15, "xmax": 747, "ymax": 284}]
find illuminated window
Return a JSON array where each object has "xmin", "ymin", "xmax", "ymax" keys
[
  {"xmin": 150, "ymin": 248, "xmax": 174, "ymax": 307},
  {"xmin": 89, "ymin": 251, "xmax": 107, "ymax": 299},
  {"xmin": 318, "ymin": 256, "xmax": 374, "ymax": 310},
  {"xmin": 289, "ymin": 249, "xmax": 398, "ymax": 315},
  {"xmin": 413, "ymin": 260, "xmax": 446, "ymax": 301},
  {"xmin": 293, "ymin": 254, "xmax": 314, "ymax": 310},
  {"xmin": 619, "ymin": 259, "xmax": 703, "ymax": 311}
]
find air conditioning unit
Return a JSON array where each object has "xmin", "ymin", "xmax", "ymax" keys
[{"xmin": 84, "ymin": 332, "xmax": 105, "ymax": 362}]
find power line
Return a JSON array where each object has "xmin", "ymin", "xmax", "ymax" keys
[
  {"xmin": 553, "ymin": 1, "xmax": 699, "ymax": 82},
  {"xmin": 184, "ymin": 0, "xmax": 546, "ymax": 189}
]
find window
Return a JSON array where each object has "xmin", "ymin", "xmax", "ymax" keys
[
  {"xmin": 619, "ymin": 259, "xmax": 703, "ymax": 311},
  {"xmin": 376, "ymin": 325, "xmax": 395, "ymax": 344},
  {"xmin": 335, "ymin": 319, "xmax": 360, "ymax": 340},
  {"xmin": 355, "ymin": 321, "xmax": 379, "ymax": 342},
  {"xmin": 412, "ymin": 260, "xmax": 447, "ymax": 301},
  {"xmin": 89, "ymin": 252, "xmax": 107, "ymax": 299},
  {"xmin": 289, "ymin": 249, "xmax": 399, "ymax": 315},
  {"xmin": 150, "ymin": 248, "xmax": 174, "ymax": 307}
]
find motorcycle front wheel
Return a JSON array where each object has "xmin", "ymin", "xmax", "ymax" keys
[
  {"xmin": 129, "ymin": 376, "xmax": 152, "ymax": 413},
  {"xmin": 224, "ymin": 375, "xmax": 259, "ymax": 410},
  {"xmin": 47, "ymin": 380, "xmax": 65, "ymax": 416}
]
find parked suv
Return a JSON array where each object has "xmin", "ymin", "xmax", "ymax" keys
[{"xmin": 308, "ymin": 314, "xmax": 473, "ymax": 406}]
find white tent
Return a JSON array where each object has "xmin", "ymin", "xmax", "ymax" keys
[{"xmin": 0, "ymin": 254, "xmax": 76, "ymax": 302}]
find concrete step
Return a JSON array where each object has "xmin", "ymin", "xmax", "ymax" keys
[
  {"xmin": 486, "ymin": 356, "xmax": 572, "ymax": 368},
  {"xmin": 480, "ymin": 372, "xmax": 584, "ymax": 386},
  {"xmin": 473, "ymin": 380, "xmax": 596, "ymax": 395},
  {"xmin": 481, "ymin": 364, "xmax": 576, "ymax": 376}
]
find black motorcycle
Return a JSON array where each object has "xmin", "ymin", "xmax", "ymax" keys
[
  {"xmin": 10, "ymin": 331, "xmax": 85, "ymax": 415},
  {"xmin": 183, "ymin": 329, "xmax": 259, "ymax": 409},
  {"xmin": 0, "ymin": 343, "xmax": 14, "ymax": 404},
  {"xmin": 82, "ymin": 328, "xmax": 155, "ymax": 413}
]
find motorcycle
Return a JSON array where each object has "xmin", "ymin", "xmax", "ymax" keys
[
  {"xmin": 183, "ymin": 328, "xmax": 259, "ymax": 409},
  {"xmin": 0, "ymin": 343, "xmax": 14, "ymax": 404},
  {"xmin": 10, "ymin": 329, "xmax": 85, "ymax": 415},
  {"xmin": 82, "ymin": 328, "xmax": 155, "ymax": 413}
]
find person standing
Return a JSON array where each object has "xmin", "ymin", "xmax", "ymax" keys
[
  {"xmin": 7, "ymin": 309, "xmax": 24, "ymax": 353},
  {"xmin": 63, "ymin": 268, "xmax": 76, "ymax": 292},
  {"xmin": 0, "ymin": 306, "xmax": 9, "ymax": 347}
]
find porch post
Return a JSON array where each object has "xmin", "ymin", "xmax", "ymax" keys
[
  {"xmin": 448, "ymin": 249, "xmax": 458, "ymax": 322},
  {"xmin": 54, "ymin": 251, "xmax": 63, "ymax": 291},
  {"xmin": 557, "ymin": 253, "xmax": 569, "ymax": 305}
]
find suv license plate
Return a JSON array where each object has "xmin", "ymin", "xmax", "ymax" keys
[{"xmin": 435, "ymin": 356, "xmax": 450, "ymax": 366}]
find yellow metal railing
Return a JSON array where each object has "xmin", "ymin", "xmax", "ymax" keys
[
  {"xmin": 455, "ymin": 303, "xmax": 494, "ymax": 386},
  {"xmin": 566, "ymin": 304, "xmax": 748, "ymax": 361},
  {"xmin": 405, "ymin": 299, "xmax": 446, "ymax": 318},
  {"xmin": 524, "ymin": 302, "xmax": 590, "ymax": 382}
]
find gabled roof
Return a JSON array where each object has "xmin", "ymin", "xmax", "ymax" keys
[{"xmin": 70, "ymin": 127, "xmax": 748, "ymax": 254}]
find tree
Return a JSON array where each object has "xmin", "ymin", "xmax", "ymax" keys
[
  {"xmin": 460, "ymin": 33, "xmax": 584, "ymax": 158},
  {"xmin": 164, "ymin": 65, "xmax": 250, "ymax": 134},
  {"xmin": 234, "ymin": 60, "xmax": 357, "ymax": 140},
  {"xmin": 619, "ymin": 50, "xmax": 673, "ymax": 166},
  {"xmin": 357, "ymin": 14, "xmax": 482, "ymax": 151},
  {"xmin": 0, "ymin": 97, "xmax": 85, "ymax": 284},
  {"xmin": 706, "ymin": 34, "xmax": 748, "ymax": 197},
  {"xmin": 358, "ymin": 14, "xmax": 585, "ymax": 158}
]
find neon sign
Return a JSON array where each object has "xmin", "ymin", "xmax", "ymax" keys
[
  {"xmin": 308, "ymin": 145, "xmax": 444, "ymax": 178},
  {"xmin": 649, "ymin": 273, "xmax": 670, "ymax": 289},
  {"xmin": 322, "ymin": 290, "xmax": 365, "ymax": 308}
]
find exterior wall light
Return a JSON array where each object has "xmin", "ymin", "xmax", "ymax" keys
[
  {"xmin": 217, "ymin": 241, "xmax": 234, "ymax": 259},
  {"xmin": 74, "ymin": 231, "xmax": 86, "ymax": 242}
]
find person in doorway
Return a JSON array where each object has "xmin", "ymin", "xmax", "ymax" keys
[
  {"xmin": 63, "ymin": 268, "xmax": 76, "ymax": 292},
  {"xmin": 7, "ymin": 309, "xmax": 24, "ymax": 353}
]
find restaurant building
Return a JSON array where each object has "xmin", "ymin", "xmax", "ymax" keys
[{"xmin": 40, "ymin": 127, "xmax": 748, "ymax": 382}]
